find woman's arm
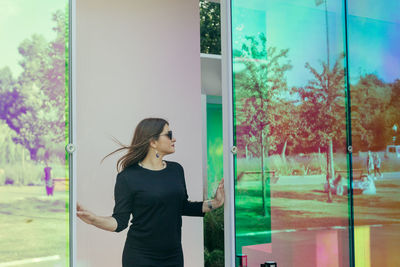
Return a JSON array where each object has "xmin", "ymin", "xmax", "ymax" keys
[
  {"xmin": 202, "ymin": 178, "xmax": 225, "ymax": 213},
  {"xmin": 77, "ymin": 173, "xmax": 132, "ymax": 232},
  {"xmin": 77, "ymin": 203, "xmax": 118, "ymax": 232}
]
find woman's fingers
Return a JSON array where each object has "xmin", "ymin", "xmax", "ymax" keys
[
  {"xmin": 214, "ymin": 179, "xmax": 225, "ymax": 206},
  {"xmin": 76, "ymin": 203, "xmax": 93, "ymax": 224},
  {"xmin": 76, "ymin": 210, "xmax": 95, "ymax": 225},
  {"xmin": 77, "ymin": 211, "xmax": 90, "ymax": 219},
  {"xmin": 77, "ymin": 202, "xmax": 87, "ymax": 212}
]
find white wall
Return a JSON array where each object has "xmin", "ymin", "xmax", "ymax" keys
[{"xmin": 75, "ymin": 0, "xmax": 203, "ymax": 266}]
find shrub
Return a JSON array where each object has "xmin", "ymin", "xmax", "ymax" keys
[
  {"xmin": 2, "ymin": 163, "xmax": 43, "ymax": 185},
  {"xmin": 4, "ymin": 177, "xmax": 14, "ymax": 185},
  {"xmin": 204, "ymin": 206, "xmax": 224, "ymax": 267},
  {"xmin": 205, "ymin": 249, "xmax": 224, "ymax": 267}
]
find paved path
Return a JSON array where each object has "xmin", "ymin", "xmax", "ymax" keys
[{"xmin": 238, "ymin": 172, "xmax": 400, "ymax": 186}]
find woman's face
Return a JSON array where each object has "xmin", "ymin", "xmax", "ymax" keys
[{"xmin": 155, "ymin": 124, "xmax": 176, "ymax": 156}]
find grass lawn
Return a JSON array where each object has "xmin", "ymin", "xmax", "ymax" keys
[
  {"xmin": 234, "ymin": 173, "xmax": 400, "ymax": 252},
  {"xmin": 270, "ymin": 178, "xmax": 400, "ymax": 229},
  {"xmin": 0, "ymin": 186, "xmax": 69, "ymax": 265}
]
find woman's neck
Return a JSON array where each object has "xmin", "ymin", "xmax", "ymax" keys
[{"xmin": 140, "ymin": 155, "xmax": 165, "ymax": 170}]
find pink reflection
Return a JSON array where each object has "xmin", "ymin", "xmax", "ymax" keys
[
  {"xmin": 241, "ymin": 225, "xmax": 400, "ymax": 266},
  {"xmin": 242, "ymin": 244, "xmax": 272, "ymax": 266},
  {"xmin": 316, "ymin": 230, "xmax": 339, "ymax": 267},
  {"xmin": 242, "ymin": 229, "xmax": 348, "ymax": 267}
]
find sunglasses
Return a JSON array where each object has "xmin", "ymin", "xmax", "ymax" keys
[{"xmin": 159, "ymin": 130, "xmax": 173, "ymax": 140}]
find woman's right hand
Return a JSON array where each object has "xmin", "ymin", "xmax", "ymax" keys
[{"xmin": 77, "ymin": 203, "xmax": 97, "ymax": 225}]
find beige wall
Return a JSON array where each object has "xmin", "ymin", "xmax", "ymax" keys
[{"xmin": 75, "ymin": 0, "xmax": 203, "ymax": 266}]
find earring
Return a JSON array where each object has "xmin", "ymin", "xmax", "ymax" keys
[{"xmin": 155, "ymin": 150, "xmax": 160, "ymax": 158}]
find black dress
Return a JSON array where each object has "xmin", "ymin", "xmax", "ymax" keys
[{"xmin": 111, "ymin": 161, "xmax": 204, "ymax": 267}]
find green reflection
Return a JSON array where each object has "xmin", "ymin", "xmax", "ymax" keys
[{"xmin": 206, "ymin": 96, "xmax": 224, "ymax": 199}]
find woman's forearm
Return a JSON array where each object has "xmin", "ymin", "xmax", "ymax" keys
[{"xmin": 91, "ymin": 215, "xmax": 118, "ymax": 232}]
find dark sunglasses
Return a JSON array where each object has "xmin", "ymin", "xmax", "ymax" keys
[{"xmin": 159, "ymin": 130, "xmax": 173, "ymax": 140}]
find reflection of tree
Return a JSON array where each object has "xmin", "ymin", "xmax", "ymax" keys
[
  {"xmin": 388, "ymin": 79, "xmax": 400, "ymax": 145},
  {"xmin": 0, "ymin": 10, "xmax": 67, "ymax": 168},
  {"xmin": 234, "ymin": 33, "xmax": 292, "ymax": 215},
  {"xmin": 269, "ymin": 101, "xmax": 301, "ymax": 161},
  {"xmin": 296, "ymin": 55, "xmax": 346, "ymax": 202},
  {"xmin": 351, "ymin": 74, "xmax": 392, "ymax": 151}
]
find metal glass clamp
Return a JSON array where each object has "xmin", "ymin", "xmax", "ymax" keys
[
  {"xmin": 65, "ymin": 143, "xmax": 76, "ymax": 153},
  {"xmin": 231, "ymin": 146, "xmax": 237, "ymax": 155}
]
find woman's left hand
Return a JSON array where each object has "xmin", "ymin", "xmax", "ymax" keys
[{"xmin": 213, "ymin": 178, "xmax": 225, "ymax": 208}]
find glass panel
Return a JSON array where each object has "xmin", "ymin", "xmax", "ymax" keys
[
  {"xmin": 204, "ymin": 95, "xmax": 225, "ymax": 267},
  {"xmin": 206, "ymin": 96, "xmax": 224, "ymax": 199},
  {"xmin": 347, "ymin": 0, "xmax": 400, "ymax": 265},
  {"xmin": 231, "ymin": 0, "xmax": 352, "ymax": 266},
  {"xmin": 0, "ymin": 0, "xmax": 70, "ymax": 265}
]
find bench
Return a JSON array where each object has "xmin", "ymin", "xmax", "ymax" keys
[
  {"xmin": 53, "ymin": 178, "xmax": 69, "ymax": 191},
  {"xmin": 325, "ymin": 169, "xmax": 368, "ymax": 195},
  {"xmin": 334, "ymin": 169, "xmax": 364, "ymax": 180}
]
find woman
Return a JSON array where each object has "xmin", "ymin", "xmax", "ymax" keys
[
  {"xmin": 367, "ymin": 151, "xmax": 374, "ymax": 176},
  {"xmin": 77, "ymin": 118, "xmax": 225, "ymax": 267},
  {"xmin": 373, "ymin": 152, "xmax": 382, "ymax": 179}
]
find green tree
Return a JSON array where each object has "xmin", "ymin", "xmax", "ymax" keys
[
  {"xmin": 350, "ymin": 74, "xmax": 392, "ymax": 151},
  {"xmin": 296, "ymin": 55, "xmax": 347, "ymax": 202},
  {"xmin": 0, "ymin": 10, "xmax": 67, "ymax": 168},
  {"xmin": 387, "ymin": 79, "xmax": 400, "ymax": 145},
  {"xmin": 234, "ymin": 33, "xmax": 292, "ymax": 215},
  {"xmin": 200, "ymin": 0, "xmax": 221, "ymax": 55}
]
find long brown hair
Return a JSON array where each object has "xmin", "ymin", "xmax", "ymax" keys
[{"xmin": 103, "ymin": 118, "xmax": 169, "ymax": 172}]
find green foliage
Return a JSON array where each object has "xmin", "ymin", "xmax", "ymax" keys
[
  {"xmin": 234, "ymin": 33, "xmax": 293, "ymax": 157},
  {"xmin": 0, "ymin": 10, "xmax": 67, "ymax": 163},
  {"xmin": 1, "ymin": 163, "xmax": 43, "ymax": 185},
  {"xmin": 233, "ymin": 33, "xmax": 293, "ymax": 213},
  {"xmin": 295, "ymin": 55, "xmax": 347, "ymax": 150},
  {"xmin": 205, "ymin": 249, "xmax": 224, "ymax": 267},
  {"xmin": 350, "ymin": 74, "xmax": 392, "ymax": 151},
  {"xmin": 204, "ymin": 207, "xmax": 224, "ymax": 267},
  {"xmin": 200, "ymin": 0, "xmax": 221, "ymax": 55},
  {"xmin": 388, "ymin": 79, "xmax": 400, "ymax": 145},
  {"xmin": 0, "ymin": 124, "xmax": 23, "ymax": 164}
]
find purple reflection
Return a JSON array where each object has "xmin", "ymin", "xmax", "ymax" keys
[{"xmin": 44, "ymin": 166, "xmax": 53, "ymax": 196}]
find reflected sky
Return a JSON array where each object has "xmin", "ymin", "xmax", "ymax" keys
[
  {"xmin": 0, "ymin": 0, "xmax": 65, "ymax": 75},
  {"xmin": 232, "ymin": 0, "xmax": 400, "ymax": 87}
]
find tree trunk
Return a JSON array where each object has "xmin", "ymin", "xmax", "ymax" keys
[
  {"xmin": 326, "ymin": 138, "xmax": 334, "ymax": 202},
  {"xmin": 281, "ymin": 139, "xmax": 287, "ymax": 162},
  {"xmin": 261, "ymin": 132, "xmax": 265, "ymax": 216},
  {"xmin": 22, "ymin": 147, "xmax": 25, "ymax": 170}
]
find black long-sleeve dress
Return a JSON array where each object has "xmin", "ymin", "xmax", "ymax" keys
[{"xmin": 111, "ymin": 161, "xmax": 204, "ymax": 267}]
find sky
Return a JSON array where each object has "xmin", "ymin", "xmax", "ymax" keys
[
  {"xmin": 0, "ymin": 0, "xmax": 66, "ymax": 76},
  {"xmin": 0, "ymin": 0, "xmax": 398, "ymax": 85},
  {"xmin": 232, "ymin": 0, "xmax": 400, "ymax": 87}
]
